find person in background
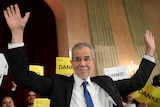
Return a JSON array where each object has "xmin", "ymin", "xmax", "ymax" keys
[
  {"xmin": 10, "ymin": 82, "xmax": 37, "ymax": 107},
  {"xmin": 9, "ymin": 81, "xmax": 37, "ymax": 107},
  {"xmin": 0, "ymin": 94, "xmax": 15, "ymax": 107},
  {"xmin": 122, "ymin": 92, "xmax": 148, "ymax": 107},
  {"xmin": 26, "ymin": 90, "xmax": 37, "ymax": 107},
  {"xmin": 0, "ymin": 81, "xmax": 17, "ymax": 107},
  {"xmin": 3, "ymin": 4, "xmax": 156, "ymax": 107},
  {"xmin": 152, "ymin": 74, "xmax": 160, "ymax": 88}
]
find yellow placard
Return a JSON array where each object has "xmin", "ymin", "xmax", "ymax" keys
[
  {"xmin": 132, "ymin": 83, "xmax": 160, "ymax": 107},
  {"xmin": 34, "ymin": 98, "xmax": 50, "ymax": 107},
  {"xmin": 56, "ymin": 57, "xmax": 74, "ymax": 76},
  {"xmin": 29, "ymin": 65, "xmax": 44, "ymax": 76}
]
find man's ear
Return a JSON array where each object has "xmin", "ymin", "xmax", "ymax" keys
[{"xmin": 93, "ymin": 58, "xmax": 96, "ymax": 64}]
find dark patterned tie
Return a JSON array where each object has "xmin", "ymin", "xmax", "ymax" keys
[{"xmin": 82, "ymin": 81, "xmax": 94, "ymax": 107}]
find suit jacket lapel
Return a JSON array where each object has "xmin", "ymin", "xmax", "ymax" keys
[
  {"xmin": 66, "ymin": 76, "xmax": 74, "ymax": 107},
  {"xmin": 91, "ymin": 76, "xmax": 123, "ymax": 107}
]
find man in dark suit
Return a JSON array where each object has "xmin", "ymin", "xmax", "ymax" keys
[{"xmin": 3, "ymin": 4, "xmax": 156, "ymax": 107}]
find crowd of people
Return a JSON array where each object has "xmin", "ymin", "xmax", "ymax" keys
[
  {"xmin": 122, "ymin": 73, "xmax": 160, "ymax": 107},
  {"xmin": 1, "ymin": 75, "xmax": 159, "ymax": 107},
  {"xmin": 0, "ymin": 3, "xmax": 159, "ymax": 107},
  {"xmin": 0, "ymin": 81, "xmax": 37, "ymax": 107}
]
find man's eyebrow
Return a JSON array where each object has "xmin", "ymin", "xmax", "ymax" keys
[
  {"xmin": 74, "ymin": 57, "xmax": 80, "ymax": 59},
  {"xmin": 84, "ymin": 56, "xmax": 90, "ymax": 58}
]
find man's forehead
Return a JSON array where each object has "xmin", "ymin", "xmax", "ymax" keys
[
  {"xmin": 72, "ymin": 47, "xmax": 92, "ymax": 58},
  {"xmin": 74, "ymin": 56, "xmax": 90, "ymax": 58},
  {"xmin": 73, "ymin": 47, "xmax": 92, "ymax": 54},
  {"xmin": 28, "ymin": 92, "xmax": 36, "ymax": 96}
]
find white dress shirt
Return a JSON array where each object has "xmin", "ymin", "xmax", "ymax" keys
[{"xmin": 70, "ymin": 74, "xmax": 117, "ymax": 107}]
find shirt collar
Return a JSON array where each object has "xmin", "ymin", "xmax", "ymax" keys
[{"xmin": 73, "ymin": 74, "xmax": 92, "ymax": 87}]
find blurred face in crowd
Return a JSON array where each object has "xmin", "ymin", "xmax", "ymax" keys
[
  {"xmin": 1, "ymin": 97, "xmax": 15, "ymax": 107},
  {"xmin": 153, "ymin": 74, "xmax": 160, "ymax": 88},
  {"xmin": 127, "ymin": 93, "xmax": 134, "ymax": 104},
  {"xmin": 27, "ymin": 91, "xmax": 36, "ymax": 105},
  {"xmin": 71, "ymin": 46, "xmax": 96, "ymax": 80}
]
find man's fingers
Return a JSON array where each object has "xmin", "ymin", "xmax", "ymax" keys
[
  {"xmin": 23, "ymin": 12, "xmax": 30, "ymax": 23},
  {"xmin": 14, "ymin": 4, "xmax": 21, "ymax": 17},
  {"xmin": 3, "ymin": 10, "xmax": 9, "ymax": 19},
  {"xmin": 6, "ymin": 7, "xmax": 12, "ymax": 17},
  {"xmin": 145, "ymin": 30, "xmax": 154, "ymax": 41},
  {"xmin": 10, "ymin": 5, "xmax": 16, "ymax": 16},
  {"xmin": 4, "ymin": 5, "xmax": 15, "ymax": 17},
  {"xmin": 145, "ymin": 30, "xmax": 151, "ymax": 36}
]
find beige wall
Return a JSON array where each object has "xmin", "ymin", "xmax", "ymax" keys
[
  {"xmin": 106, "ymin": 0, "xmax": 139, "ymax": 66},
  {"xmin": 45, "ymin": 0, "xmax": 160, "ymax": 77},
  {"xmin": 61, "ymin": 0, "xmax": 92, "ymax": 55},
  {"xmin": 57, "ymin": 0, "xmax": 160, "ymax": 58},
  {"xmin": 142, "ymin": 0, "xmax": 160, "ymax": 59}
]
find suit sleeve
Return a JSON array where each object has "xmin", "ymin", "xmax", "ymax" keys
[
  {"xmin": 5, "ymin": 47, "xmax": 52, "ymax": 96},
  {"xmin": 116, "ymin": 58, "xmax": 156, "ymax": 96}
]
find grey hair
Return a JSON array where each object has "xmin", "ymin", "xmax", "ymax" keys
[{"xmin": 71, "ymin": 42, "xmax": 95, "ymax": 59}]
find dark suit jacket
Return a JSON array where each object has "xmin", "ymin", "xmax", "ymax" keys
[{"xmin": 5, "ymin": 47, "xmax": 156, "ymax": 107}]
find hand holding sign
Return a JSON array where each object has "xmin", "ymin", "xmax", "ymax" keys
[{"xmin": 133, "ymin": 83, "xmax": 160, "ymax": 107}]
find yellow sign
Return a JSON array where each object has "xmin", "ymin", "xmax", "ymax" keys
[
  {"xmin": 29, "ymin": 65, "xmax": 44, "ymax": 76},
  {"xmin": 56, "ymin": 57, "xmax": 74, "ymax": 76},
  {"xmin": 34, "ymin": 98, "xmax": 50, "ymax": 107},
  {"xmin": 132, "ymin": 83, "xmax": 160, "ymax": 107}
]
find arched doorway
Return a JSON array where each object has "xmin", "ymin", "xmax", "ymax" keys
[
  {"xmin": 0, "ymin": 0, "xmax": 68, "ymax": 106},
  {"xmin": 45, "ymin": 0, "xmax": 69, "ymax": 57}
]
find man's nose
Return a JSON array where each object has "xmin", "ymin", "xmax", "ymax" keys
[
  {"xmin": 6, "ymin": 103, "xmax": 10, "ymax": 106},
  {"xmin": 79, "ymin": 59, "xmax": 86, "ymax": 65}
]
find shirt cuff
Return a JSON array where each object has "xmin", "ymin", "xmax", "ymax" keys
[
  {"xmin": 143, "ymin": 55, "xmax": 155, "ymax": 63},
  {"xmin": 11, "ymin": 88, "xmax": 16, "ymax": 91},
  {"xmin": 8, "ymin": 43, "xmax": 24, "ymax": 49}
]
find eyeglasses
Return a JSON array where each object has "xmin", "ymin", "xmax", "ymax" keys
[{"xmin": 72, "ymin": 56, "xmax": 93, "ymax": 64}]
